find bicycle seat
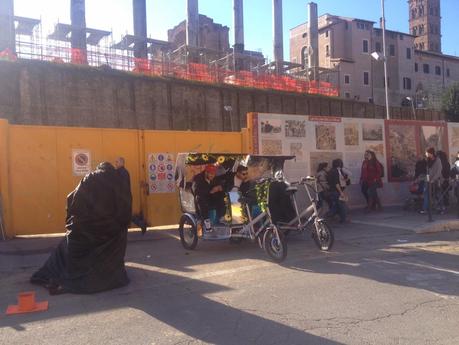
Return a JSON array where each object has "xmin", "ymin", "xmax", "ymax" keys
[{"xmin": 285, "ymin": 186, "xmax": 298, "ymax": 195}]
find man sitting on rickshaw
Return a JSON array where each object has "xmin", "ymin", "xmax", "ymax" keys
[
  {"xmin": 222, "ymin": 165, "xmax": 250, "ymax": 194},
  {"xmin": 192, "ymin": 164, "xmax": 225, "ymax": 231}
]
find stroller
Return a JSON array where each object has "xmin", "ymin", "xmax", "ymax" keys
[
  {"xmin": 404, "ymin": 177, "xmax": 451, "ymax": 214},
  {"xmin": 403, "ymin": 178, "xmax": 425, "ymax": 212}
]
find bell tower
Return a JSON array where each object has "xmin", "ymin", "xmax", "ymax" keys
[{"xmin": 408, "ymin": 0, "xmax": 441, "ymax": 52}]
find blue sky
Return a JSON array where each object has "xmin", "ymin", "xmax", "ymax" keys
[{"xmin": 14, "ymin": 0, "xmax": 459, "ymax": 60}]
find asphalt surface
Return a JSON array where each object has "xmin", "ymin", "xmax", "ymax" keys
[{"xmin": 0, "ymin": 221, "xmax": 458, "ymax": 345}]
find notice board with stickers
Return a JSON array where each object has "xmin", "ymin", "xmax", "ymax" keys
[{"xmin": 147, "ymin": 153, "xmax": 176, "ymax": 194}]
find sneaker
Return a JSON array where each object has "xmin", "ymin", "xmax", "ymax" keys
[
  {"xmin": 203, "ymin": 219, "xmax": 213, "ymax": 232},
  {"xmin": 140, "ymin": 220, "xmax": 147, "ymax": 235}
]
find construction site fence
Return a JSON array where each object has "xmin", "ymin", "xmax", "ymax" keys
[{"xmin": 5, "ymin": 43, "xmax": 339, "ymax": 97}]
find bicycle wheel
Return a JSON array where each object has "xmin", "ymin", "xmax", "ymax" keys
[
  {"xmin": 312, "ymin": 220, "xmax": 334, "ymax": 251},
  {"xmin": 263, "ymin": 226, "xmax": 287, "ymax": 262},
  {"xmin": 178, "ymin": 214, "xmax": 198, "ymax": 250}
]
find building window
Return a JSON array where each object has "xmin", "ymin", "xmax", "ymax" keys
[
  {"xmin": 403, "ymin": 77, "xmax": 412, "ymax": 90},
  {"xmin": 375, "ymin": 42, "xmax": 382, "ymax": 53},
  {"xmin": 368, "ymin": 98, "xmax": 374, "ymax": 104},
  {"xmin": 389, "ymin": 44, "xmax": 395, "ymax": 56},
  {"xmin": 435, "ymin": 66, "xmax": 441, "ymax": 75},
  {"xmin": 345, "ymin": 22, "xmax": 349, "ymax": 30},
  {"xmin": 363, "ymin": 40, "xmax": 369, "ymax": 53},
  {"xmin": 423, "ymin": 64, "xmax": 430, "ymax": 74},
  {"xmin": 390, "ymin": 32, "xmax": 396, "ymax": 39},
  {"xmin": 430, "ymin": 7, "xmax": 434, "ymax": 15},
  {"xmin": 400, "ymin": 34, "xmax": 404, "ymax": 40},
  {"xmin": 357, "ymin": 22, "xmax": 369, "ymax": 30},
  {"xmin": 406, "ymin": 48, "xmax": 411, "ymax": 59},
  {"xmin": 325, "ymin": 30, "xmax": 329, "ymax": 38},
  {"xmin": 419, "ymin": 24, "xmax": 425, "ymax": 35},
  {"xmin": 345, "ymin": 92, "xmax": 351, "ymax": 99},
  {"xmin": 415, "ymin": 63, "xmax": 418, "ymax": 72},
  {"xmin": 344, "ymin": 75, "xmax": 350, "ymax": 84},
  {"xmin": 325, "ymin": 45, "xmax": 330, "ymax": 57},
  {"xmin": 419, "ymin": 5, "xmax": 424, "ymax": 16},
  {"xmin": 447, "ymin": 68, "xmax": 451, "ymax": 77},
  {"xmin": 412, "ymin": 27, "xmax": 417, "ymax": 36},
  {"xmin": 363, "ymin": 72, "xmax": 369, "ymax": 86}
]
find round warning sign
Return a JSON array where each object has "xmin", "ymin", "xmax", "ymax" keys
[
  {"xmin": 74, "ymin": 153, "xmax": 88, "ymax": 166},
  {"xmin": 72, "ymin": 149, "xmax": 91, "ymax": 176}
]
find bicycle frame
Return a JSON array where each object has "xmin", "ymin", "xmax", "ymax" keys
[
  {"xmin": 277, "ymin": 177, "xmax": 321, "ymax": 232},
  {"xmin": 232, "ymin": 184, "xmax": 279, "ymax": 247}
]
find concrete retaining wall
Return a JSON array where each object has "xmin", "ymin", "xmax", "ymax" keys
[{"xmin": 0, "ymin": 60, "xmax": 443, "ymax": 130}]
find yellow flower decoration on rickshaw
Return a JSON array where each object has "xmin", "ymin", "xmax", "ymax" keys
[
  {"xmin": 217, "ymin": 156, "xmax": 225, "ymax": 164},
  {"xmin": 202, "ymin": 154, "xmax": 209, "ymax": 161},
  {"xmin": 187, "ymin": 155, "xmax": 197, "ymax": 162},
  {"xmin": 224, "ymin": 214, "xmax": 232, "ymax": 222}
]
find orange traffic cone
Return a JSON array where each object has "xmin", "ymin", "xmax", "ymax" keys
[{"xmin": 6, "ymin": 291, "xmax": 48, "ymax": 315}]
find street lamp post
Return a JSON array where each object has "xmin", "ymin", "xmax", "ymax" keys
[
  {"xmin": 381, "ymin": 0, "xmax": 390, "ymax": 120},
  {"xmin": 224, "ymin": 105, "xmax": 234, "ymax": 131},
  {"xmin": 406, "ymin": 97, "xmax": 416, "ymax": 120}
]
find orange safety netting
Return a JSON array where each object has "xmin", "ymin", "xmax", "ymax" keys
[{"xmin": 13, "ymin": 41, "xmax": 339, "ymax": 97}]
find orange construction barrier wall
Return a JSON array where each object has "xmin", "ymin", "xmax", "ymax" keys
[{"xmin": 0, "ymin": 119, "xmax": 245, "ymax": 237}]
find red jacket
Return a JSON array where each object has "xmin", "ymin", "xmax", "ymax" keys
[{"xmin": 360, "ymin": 160, "xmax": 382, "ymax": 186}]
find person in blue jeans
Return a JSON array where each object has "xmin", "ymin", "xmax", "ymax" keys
[{"xmin": 326, "ymin": 159, "xmax": 348, "ymax": 223}]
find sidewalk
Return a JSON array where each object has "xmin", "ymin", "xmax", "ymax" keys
[{"xmin": 349, "ymin": 206, "xmax": 459, "ymax": 234}]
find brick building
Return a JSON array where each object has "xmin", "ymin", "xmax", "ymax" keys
[{"xmin": 289, "ymin": 0, "xmax": 459, "ymax": 110}]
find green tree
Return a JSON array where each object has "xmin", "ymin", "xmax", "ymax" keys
[{"xmin": 442, "ymin": 83, "xmax": 459, "ymax": 122}]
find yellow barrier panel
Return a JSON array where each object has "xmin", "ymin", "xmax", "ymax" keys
[
  {"xmin": 3, "ymin": 122, "xmax": 246, "ymax": 236},
  {"xmin": 0, "ymin": 119, "xmax": 12, "ymax": 238}
]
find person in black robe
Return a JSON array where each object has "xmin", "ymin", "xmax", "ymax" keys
[{"xmin": 30, "ymin": 162, "xmax": 132, "ymax": 295}]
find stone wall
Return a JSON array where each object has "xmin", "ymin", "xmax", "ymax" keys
[{"xmin": 0, "ymin": 60, "xmax": 443, "ymax": 130}]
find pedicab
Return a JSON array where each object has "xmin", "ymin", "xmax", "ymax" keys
[{"xmin": 175, "ymin": 153, "xmax": 291, "ymax": 262}]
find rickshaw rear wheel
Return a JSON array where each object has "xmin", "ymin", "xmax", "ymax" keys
[
  {"xmin": 263, "ymin": 226, "xmax": 287, "ymax": 262},
  {"xmin": 313, "ymin": 220, "xmax": 334, "ymax": 251},
  {"xmin": 179, "ymin": 214, "xmax": 198, "ymax": 250}
]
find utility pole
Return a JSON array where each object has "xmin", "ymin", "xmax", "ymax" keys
[{"xmin": 381, "ymin": 0, "xmax": 390, "ymax": 120}]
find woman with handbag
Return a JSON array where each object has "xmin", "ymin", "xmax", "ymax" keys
[{"xmin": 360, "ymin": 150, "xmax": 383, "ymax": 211}]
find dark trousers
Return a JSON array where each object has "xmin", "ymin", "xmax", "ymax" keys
[
  {"xmin": 328, "ymin": 191, "xmax": 346, "ymax": 222},
  {"xmin": 361, "ymin": 182, "xmax": 379, "ymax": 208}
]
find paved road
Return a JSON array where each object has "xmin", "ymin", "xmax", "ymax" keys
[{"xmin": 0, "ymin": 223, "xmax": 458, "ymax": 345}]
